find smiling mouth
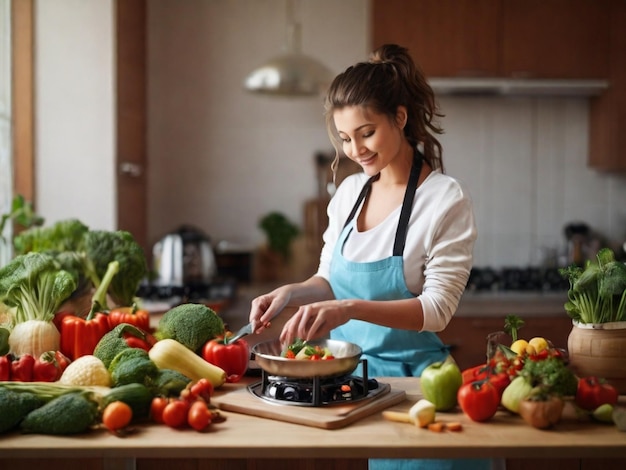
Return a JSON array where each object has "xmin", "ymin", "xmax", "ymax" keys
[{"xmin": 358, "ymin": 154, "xmax": 377, "ymax": 165}]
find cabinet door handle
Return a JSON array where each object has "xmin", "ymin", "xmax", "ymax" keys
[{"xmin": 119, "ymin": 162, "xmax": 143, "ymax": 177}]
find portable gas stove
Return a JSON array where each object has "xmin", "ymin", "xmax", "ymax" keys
[{"xmin": 248, "ymin": 359, "xmax": 387, "ymax": 407}]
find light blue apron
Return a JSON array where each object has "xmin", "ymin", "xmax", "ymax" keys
[{"xmin": 329, "ymin": 154, "xmax": 490, "ymax": 470}]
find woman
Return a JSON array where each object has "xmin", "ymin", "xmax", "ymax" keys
[{"xmin": 249, "ymin": 44, "xmax": 489, "ymax": 470}]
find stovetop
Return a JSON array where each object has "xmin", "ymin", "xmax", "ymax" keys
[
  {"xmin": 249, "ymin": 359, "xmax": 384, "ymax": 407},
  {"xmin": 467, "ymin": 266, "xmax": 569, "ymax": 293},
  {"xmin": 249, "ymin": 375, "xmax": 384, "ymax": 407}
]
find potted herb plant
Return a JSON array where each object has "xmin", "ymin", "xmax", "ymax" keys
[
  {"xmin": 256, "ymin": 212, "xmax": 300, "ymax": 281},
  {"xmin": 559, "ymin": 247, "xmax": 626, "ymax": 393}
]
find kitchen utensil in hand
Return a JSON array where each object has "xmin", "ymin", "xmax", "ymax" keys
[{"xmin": 226, "ymin": 323, "xmax": 253, "ymax": 344}]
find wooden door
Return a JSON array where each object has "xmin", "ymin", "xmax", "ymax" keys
[
  {"xmin": 116, "ymin": 0, "xmax": 149, "ymax": 255},
  {"xmin": 371, "ymin": 0, "xmax": 500, "ymax": 77}
]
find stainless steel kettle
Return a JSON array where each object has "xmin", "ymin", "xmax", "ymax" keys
[{"xmin": 152, "ymin": 225, "xmax": 217, "ymax": 289}]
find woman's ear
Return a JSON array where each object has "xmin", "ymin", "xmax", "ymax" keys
[{"xmin": 395, "ymin": 106, "xmax": 408, "ymax": 129}]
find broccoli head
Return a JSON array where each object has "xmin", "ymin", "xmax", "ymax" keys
[
  {"xmin": 108, "ymin": 347, "xmax": 159, "ymax": 387},
  {"xmin": 13, "ymin": 218, "xmax": 89, "ymax": 255},
  {"xmin": 0, "ymin": 252, "xmax": 77, "ymax": 324},
  {"xmin": 155, "ymin": 303, "xmax": 225, "ymax": 352},
  {"xmin": 82, "ymin": 230, "xmax": 147, "ymax": 307}
]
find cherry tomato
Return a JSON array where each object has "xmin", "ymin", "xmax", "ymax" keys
[
  {"xmin": 150, "ymin": 397, "xmax": 169, "ymax": 424},
  {"xmin": 189, "ymin": 378, "xmax": 214, "ymax": 403},
  {"xmin": 457, "ymin": 380, "xmax": 500, "ymax": 422},
  {"xmin": 162, "ymin": 399, "xmax": 189, "ymax": 428},
  {"xmin": 102, "ymin": 401, "xmax": 133, "ymax": 432},
  {"xmin": 187, "ymin": 400, "xmax": 212, "ymax": 431}
]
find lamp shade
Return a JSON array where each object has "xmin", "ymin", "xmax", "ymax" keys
[{"xmin": 244, "ymin": 52, "xmax": 333, "ymax": 96}]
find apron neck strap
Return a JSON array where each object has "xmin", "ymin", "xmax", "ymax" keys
[
  {"xmin": 393, "ymin": 152, "xmax": 423, "ymax": 256},
  {"xmin": 342, "ymin": 173, "xmax": 380, "ymax": 230}
]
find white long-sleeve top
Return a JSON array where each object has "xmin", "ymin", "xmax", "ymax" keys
[{"xmin": 316, "ymin": 169, "xmax": 477, "ymax": 332}]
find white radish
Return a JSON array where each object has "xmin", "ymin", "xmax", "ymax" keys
[{"xmin": 9, "ymin": 319, "xmax": 60, "ymax": 358}]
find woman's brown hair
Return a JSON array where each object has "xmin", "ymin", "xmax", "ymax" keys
[{"xmin": 324, "ymin": 44, "xmax": 444, "ymax": 176}]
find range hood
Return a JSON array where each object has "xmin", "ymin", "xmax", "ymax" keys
[{"xmin": 428, "ymin": 78, "xmax": 609, "ymax": 97}]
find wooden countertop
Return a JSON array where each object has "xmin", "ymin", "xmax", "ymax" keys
[{"xmin": 1, "ymin": 377, "xmax": 625, "ymax": 461}]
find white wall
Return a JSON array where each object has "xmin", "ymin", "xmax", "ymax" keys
[
  {"xmin": 147, "ymin": 0, "xmax": 370, "ymax": 250},
  {"xmin": 440, "ymin": 97, "xmax": 626, "ymax": 267},
  {"xmin": 35, "ymin": 0, "xmax": 116, "ymax": 230}
]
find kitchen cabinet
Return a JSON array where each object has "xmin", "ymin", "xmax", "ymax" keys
[
  {"xmin": 371, "ymin": 0, "xmax": 500, "ymax": 77},
  {"xmin": 372, "ymin": 0, "xmax": 610, "ymax": 79},
  {"xmin": 589, "ymin": 0, "xmax": 626, "ymax": 171}
]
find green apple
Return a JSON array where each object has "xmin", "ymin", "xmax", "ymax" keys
[
  {"xmin": 592, "ymin": 403, "xmax": 614, "ymax": 424},
  {"xmin": 420, "ymin": 356, "xmax": 462, "ymax": 411}
]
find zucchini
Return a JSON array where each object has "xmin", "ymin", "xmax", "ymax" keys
[{"xmin": 149, "ymin": 338, "xmax": 226, "ymax": 388}]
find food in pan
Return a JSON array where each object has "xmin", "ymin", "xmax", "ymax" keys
[{"xmin": 282, "ymin": 338, "xmax": 335, "ymax": 361}]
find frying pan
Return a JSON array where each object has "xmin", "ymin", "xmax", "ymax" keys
[{"xmin": 252, "ymin": 338, "xmax": 362, "ymax": 378}]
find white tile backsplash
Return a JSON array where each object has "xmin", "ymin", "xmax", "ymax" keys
[{"xmin": 440, "ymin": 96, "xmax": 626, "ymax": 268}]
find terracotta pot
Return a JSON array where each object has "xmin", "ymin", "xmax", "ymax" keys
[{"xmin": 567, "ymin": 321, "xmax": 626, "ymax": 394}]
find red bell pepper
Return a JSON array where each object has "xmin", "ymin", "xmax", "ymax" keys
[
  {"xmin": 575, "ymin": 376, "xmax": 619, "ymax": 411},
  {"xmin": 462, "ymin": 364, "xmax": 490, "ymax": 384},
  {"xmin": 11, "ymin": 354, "xmax": 35, "ymax": 381},
  {"xmin": 124, "ymin": 331, "xmax": 157, "ymax": 352},
  {"xmin": 108, "ymin": 305, "xmax": 151, "ymax": 331},
  {"xmin": 201, "ymin": 335, "xmax": 250, "ymax": 383},
  {"xmin": 60, "ymin": 312, "xmax": 112, "ymax": 361},
  {"xmin": 0, "ymin": 355, "xmax": 11, "ymax": 380},
  {"xmin": 462, "ymin": 363, "xmax": 511, "ymax": 398},
  {"xmin": 33, "ymin": 351, "xmax": 63, "ymax": 382}
]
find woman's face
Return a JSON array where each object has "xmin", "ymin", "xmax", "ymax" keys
[{"xmin": 333, "ymin": 105, "xmax": 407, "ymax": 176}]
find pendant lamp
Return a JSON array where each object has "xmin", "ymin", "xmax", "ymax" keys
[{"xmin": 243, "ymin": 0, "xmax": 333, "ymax": 97}]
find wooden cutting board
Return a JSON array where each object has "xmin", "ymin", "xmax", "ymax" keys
[{"xmin": 213, "ymin": 382, "xmax": 406, "ymax": 429}]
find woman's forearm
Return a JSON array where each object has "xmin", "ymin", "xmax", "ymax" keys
[{"xmin": 344, "ymin": 297, "xmax": 425, "ymax": 331}]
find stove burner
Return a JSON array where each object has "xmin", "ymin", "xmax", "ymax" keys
[{"xmin": 249, "ymin": 359, "xmax": 385, "ymax": 406}]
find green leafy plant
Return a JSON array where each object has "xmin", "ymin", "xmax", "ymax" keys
[
  {"xmin": 259, "ymin": 212, "xmax": 299, "ymax": 260},
  {"xmin": 559, "ymin": 247, "xmax": 626, "ymax": 324},
  {"xmin": 1, "ymin": 195, "xmax": 44, "ymax": 262}
]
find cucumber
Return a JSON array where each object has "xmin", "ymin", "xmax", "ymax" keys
[
  {"xmin": 0, "ymin": 388, "xmax": 45, "ymax": 433},
  {"xmin": 20, "ymin": 392, "xmax": 98, "ymax": 435},
  {"xmin": 103, "ymin": 383, "xmax": 154, "ymax": 420}
]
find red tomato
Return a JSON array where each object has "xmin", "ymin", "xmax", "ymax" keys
[
  {"xmin": 150, "ymin": 397, "xmax": 169, "ymax": 424},
  {"xmin": 162, "ymin": 399, "xmax": 189, "ymax": 428},
  {"xmin": 201, "ymin": 335, "xmax": 250, "ymax": 383},
  {"xmin": 457, "ymin": 380, "xmax": 500, "ymax": 422},
  {"xmin": 108, "ymin": 306, "xmax": 151, "ymax": 331},
  {"xmin": 575, "ymin": 376, "xmax": 619, "ymax": 411},
  {"xmin": 187, "ymin": 400, "xmax": 212, "ymax": 431}
]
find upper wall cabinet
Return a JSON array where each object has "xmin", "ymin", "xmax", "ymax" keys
[
  {"xmin": 372, "ymin": 0, "xmax": 610, "ymax": 80},
  {"xmin": 589, "ymin": 0, "xmax": 626, "ymax": 172},
  {"xmin": 372, "ymin": 0, "xmax": 500, "ymax": 77}
]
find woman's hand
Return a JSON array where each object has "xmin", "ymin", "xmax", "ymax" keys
[
  {"xmin": 279, "ymin": 300, "xmax": 351, "ymax": 346},
  {"xmin": 248, "ymin": 286, "xmax": 292, "ymax": 334}
]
